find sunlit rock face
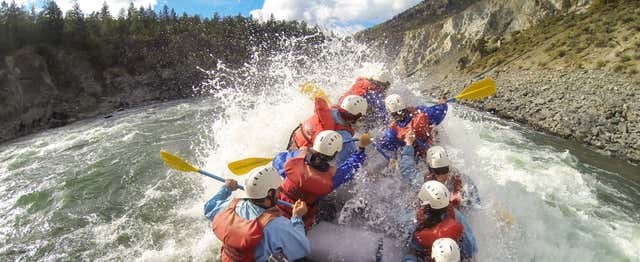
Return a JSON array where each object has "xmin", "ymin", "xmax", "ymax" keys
[{"xmin": 359, "ymin": 0, "xmax": 592, "ymax": 76}]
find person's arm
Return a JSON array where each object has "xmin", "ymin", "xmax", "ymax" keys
[
  {"xmin": 332, "ymin": 143, "xmax": 368, "ymax": 190},
  {"xmin": 459, "ymin": 173, "xmax": 482, "ymax": 207},
  {"xmin": 334, "ymin": 130, "xmax": 356, "ymax": 167},
  {"xmin": 260, "ymin": 217, "xmax": 310, "ymax": 261},
  {"xmin": 261, "ymin": 201, "xmax": 310, "ymax": 260},
  {"xmin": 399, "ymin": 146, "xmax": 422, "ymax": 181},
  {"xmin": 399, "ymin": 129, "xmax": 422, "ymax": 181},
  {"xmin": 454, "ymin": 210, "xmax": 478, "ymax": 259},
  {"xmin": 379, "ymin": 128, "xmax": 401, "ymax": 152},
  {"xmin": 416, "ymin": 103, "xmax": 448, "ymax": 126},
  {"xmin": 272, "ymin": 150, "xmax": 300, "ymax": 178},
  {"xmin": 203, "ymin": 180, "xmax": 237, "ymax": 220}
]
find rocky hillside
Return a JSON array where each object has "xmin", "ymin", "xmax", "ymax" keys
[
  {"xmin": 0, "ymin": 45, "xmax": 194, "ymax": 143},
  {"xmin": 1, "ymin": 1, "xmax": 323, "ymax": 144},
  {"xmin": 358, "ymin": 0, "xmax": 640, "ymax": 164},
  {"xmin": 358, "ymin": 0, "xmax": 593, "ymax": 77},
  {"xmin": 465, "ymin": 1, "xmax": 640, "ymax": 79}
]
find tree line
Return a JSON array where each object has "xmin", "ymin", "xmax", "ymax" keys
[{"xmin": 0, "ymin": 0, "xmax": 324, "ymax": 72}]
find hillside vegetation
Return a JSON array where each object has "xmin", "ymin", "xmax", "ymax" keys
[
  {"xmin": 0, "ymin": 1, "xmax": 323, "ymax": 143},
  {"xmin": 357, "ymin": 0, "xmax": 640, "ymax": 163},
  {"xmin": 466, "ymin": 1, "xmax": 640, "ymax": 80}
]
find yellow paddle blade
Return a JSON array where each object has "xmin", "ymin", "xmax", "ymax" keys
[
  {"xmin": 300, "ymin": 81, "xmax": 330, "ymax": 103},
  {"xmin": 495, "ymin": 203, "xmax": 515, "ymax": 229},
  {"xmin": 227, "ymin": 157, "xmax": 273, "ymax": 175},
  {"xmin": 455, "ymin": 78, "xmax": 496, "ymax": 100},
  {"xmin": 457, "ymin": 78, "xmax": 495, "ymax": 96},
  {"xmin": 160, "ymin": 151, "xmax": 198, "ymax": 172}
]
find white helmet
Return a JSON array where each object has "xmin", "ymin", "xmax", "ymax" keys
[
  {"xmin": 340, "ymin": 95, "xmax": 368, "ymax": 116},
  {"xmin": 431, "ymin": 238, "xmax": 461, "ymax": 262},
  {"xmin": 241, "ymin": 165, "xmax": 283, "ymax": 199},
  {"xmin": 313, "ymin": 130, "xmax": 343, "ymax": 156},
  {"xmin": 417, "ymin": 180, "xmax": 450, "ymax": 209},
  {"xmin": 371, "ymin": 71, "xmax": 392, "ymax": 84},
  {"xmin": 385, "ymin": 94, "xmax": 406, "ymax": 114},
  {"xmin": 427, "ymin": 146, "xmax": 450, "ymax": 169}
]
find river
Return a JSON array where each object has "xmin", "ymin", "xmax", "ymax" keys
[{"xmin": 1, "ymin": 37, "xmax": 638, "ymax": 261}]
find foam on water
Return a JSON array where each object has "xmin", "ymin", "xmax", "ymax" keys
[{"xmin": 0, "ymin": 34, "xmax": 638, "ymax": 261}]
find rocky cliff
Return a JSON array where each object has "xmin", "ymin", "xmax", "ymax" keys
[
  {"xmin": 0, "ymin": 45, "xmax": 194, "ymax": 142},
  {"xmin": 359, "ymin": 0, "xmax": 592, "ymax": 76},
  {"xmin": 358, "ymin": 0, "xmax": 640, "ymax": 164}
]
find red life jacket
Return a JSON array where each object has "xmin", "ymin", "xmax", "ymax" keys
[
  {"xmin": 338, "ymin": 77, "xmax": 381, "ymax": 103},
  {"xmin": 389, "ymin": 107, "xmax": 432, "ymax": 155},
  {"xmin": 289, "ymin": 98, "xmax": 354, "ymax": 150},
  {"xmin": 413, "ymin": 206, "xmax": 464, "ymax": 257},
  {"xmin": 211, "ymin": 199, "xmax": 281, "ymax": 262},
  {"xmin": 276, "ymin": 148, "xmax": 336, "ymax": 230}
]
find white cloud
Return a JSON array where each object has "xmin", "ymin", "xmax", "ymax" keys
[{"xmin": 250, "ymin": 0, "xmax": 421, "ymax": 33}]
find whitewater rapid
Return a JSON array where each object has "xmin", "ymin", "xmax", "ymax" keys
[{"xmin": 0, "ymin": 36, "xmax": 639, "ymax": 261}]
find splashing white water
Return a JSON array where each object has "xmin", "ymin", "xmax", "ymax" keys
[
  {"xmin": 184, "ymin": 35, "xmax": 640, "ymax": 261},
  {"xmin": 1, "ymin": 34, "xmax": 638, "ymax": 262}
]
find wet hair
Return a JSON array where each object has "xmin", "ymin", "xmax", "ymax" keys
[
  {"xmin": 429, "ymin": 166, "xmax": 450, "ymax": 175},
  {"xmin": 418, "ymin": 205, "xmax": 447, "ymax": 229},
  {"xmin": 250, "ymin": 188, "xmax": 277, "ymax": 208},
  {"xmin": 306, "ymin": 151, "xmax": 331, "ymax": 171},
  {"xmin": 338, "ymin": 108, "xmax": 362, "ymax": 122}
]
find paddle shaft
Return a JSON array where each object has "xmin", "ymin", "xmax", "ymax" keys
[
  {"xmin": 415, "ymin": 139, "xmax": 429, "ymax": 151},
  {"xmin": 346, "ymin": 138, "xmax": 390, "ymax": 161},
  {"xmin": 371, "ymin": 141, "xmax": 390, "ymax": 161},
  {"xmin": 197, "ymin": 169, "xmax": 292, "ymax": 208}
]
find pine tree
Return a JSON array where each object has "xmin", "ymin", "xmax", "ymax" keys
[
  {"xmin": 160, "ymin": 4, "xmax": 169, "ymax": 21},
  {"xmin": 37, "ymin": 0, "xmax": 64, "ymax": 44},
  {"xmin": 98, "ymin": 1, "xmax": 113, "ymax": 37},
  {"xmin": 169, "ymin": 8, "xmax": 177, "ymax": 21},
  {"xmin": 0, "ymin": 1, "xmax": 11, "ymax": 50},
  {"xmin": 99, "ymin": 1, "xmax": 111, "ymax": 20},
  {"xmin": 64, "ymin": 0, "xmax": 86, "ymax": 47},
  {"xmin": 127, "ymin": 2, "xmax": 136, "ymax": 20}
]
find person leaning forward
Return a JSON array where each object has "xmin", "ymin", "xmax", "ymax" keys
[
  {"xmin": 275, "ymin": 130, "xmax": 372, "ymax": 230},
  {"xmin": 204, "ymin": 166, "xmax": 310, "ymax": 261}
]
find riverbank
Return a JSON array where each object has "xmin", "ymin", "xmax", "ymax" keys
[
  {"xmin": 419, "ymin": 69, "xmax": 640, "ymax": 164},
  {"xmin": 0, "ymin": 46, "xmax": 195, "ymax": 144}
]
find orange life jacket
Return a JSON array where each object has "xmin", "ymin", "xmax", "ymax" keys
[
  {"xmin": 211, "ymin": 199, "xmax": 281, "ymax": 262},
  {"xmin": 413, "ymin": 206, "xmax": 464, "ymax": 257},
  {"xmin": 276, "ymin": 148, "xmax": 336, "ymax": 230},
  {"xmin": 389, "ymin": 107, "xmax": 432, "ymax": 155},
  {"xmin": 338, "ymin": 77, "xmax": 381, "ymax": 103},
  {"xmin": 289, "ymin": 98, "xmax": 354, "ymax": 150}
]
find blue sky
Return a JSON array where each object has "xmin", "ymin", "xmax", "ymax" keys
[
  {"xmin": 20, "ymin": 0, "xmax": 421, "ymax": 33},
  {"xmin": 167, "ymin": 0, "xmax": 264, "ymax": 18}
]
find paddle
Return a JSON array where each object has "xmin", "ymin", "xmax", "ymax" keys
[
  {"xmin": 406, "ymin": 78, "xmax": 495, "ymax": 150},
  {"xmin": 228, "ymin": 134, "xmax": 389, "ymax": 175},
  {"xmin": 446, "ymin": 78, "xmax": 496, "ymax": 103},
  {"xmin": 300, "ymin": 81, "xmax": 330, "ymax": 103},
  {"xmin": 228, "ymin": 157, "xmax": 273, "ymax": 176},
  {"xmin": 159, "ymin": 151, "xmax": 292, "ymax": 207},
  {"xmin": 227, "ymin": 138, "xmax": 362, "ymax": 175}
]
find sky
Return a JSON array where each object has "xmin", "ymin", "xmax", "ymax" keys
[{"xmin": 14, "ymin": 0, "xmax": 421, "ymax": 33}]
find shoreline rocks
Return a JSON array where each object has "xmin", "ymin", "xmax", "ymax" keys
[{"xmin": 418, "ymin": 69, "xmax": 639, "ymax": 164}]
